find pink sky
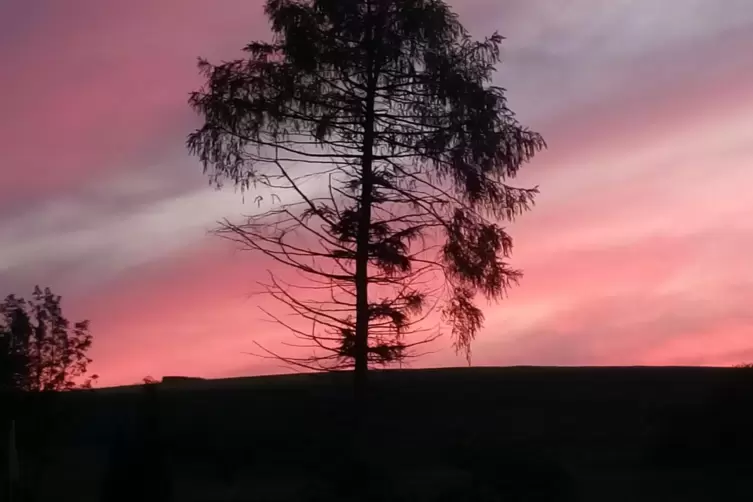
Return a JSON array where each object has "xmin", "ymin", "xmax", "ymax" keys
[{"xmin": 1, "ymin": 0, "xmax": 752, "ymax": 387}]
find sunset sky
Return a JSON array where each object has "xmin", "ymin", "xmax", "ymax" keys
[{"xmin": 1, "ymin": 0, "xmax": 752, "ymax": 387}]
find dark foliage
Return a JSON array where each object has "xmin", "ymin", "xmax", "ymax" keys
[
  {"xmin": 0, "ymin": 289, "xmax": 95, "ymax": 501},
  {"xmin": 0, "ymin": 286, "xmax": 95, "ymax": 392},
  {"xmin": 188, "ymin": 0, "xmax": 544, "ymax": 384}
]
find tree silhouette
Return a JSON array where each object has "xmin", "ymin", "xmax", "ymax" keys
[
  {"xmin": 188, "ymin": 0, "xmax": 544, "ymax": 400},
  {"xmin": 0, "ymin": 286, "xmax": 95, "ymax": 392}
]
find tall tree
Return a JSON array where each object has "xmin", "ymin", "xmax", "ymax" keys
[
  {"xmin": 0, "ymin": 297, "xmax": 30, "ymax": 394},
  {"xmin": 0, "ymin": 287, "xmax": 95, "ymax": 392},
  {"xmin": 189, "ymin": 0, "xmax": 544, "ymax": 399}
]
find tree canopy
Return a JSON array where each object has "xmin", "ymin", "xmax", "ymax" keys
[
  {"xmin": 189, "ymin": 0, "xmax": 544, "ymax": 390},
  {"xmin": 0, "ymin": 287, "xmax": 95, "ymax": 392}
]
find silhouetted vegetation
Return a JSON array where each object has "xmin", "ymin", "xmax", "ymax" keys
[
  {"xmin": 188, "ymin": 0, "xmax": 545, "ymax": 402},
  {"xmin": 3, "ymin": 2, "xmax": 746, "ymax": 502},
  {"xmin": 0, "ymin": 286, "xmax": 96, "ymax": 392},
  {"xmin": 0, "ymin": 287, "xmax": 97, "ymax": 501},
  {"xmin": 141, "ymin": 375, "xmax": 159, "ymax": 385}
]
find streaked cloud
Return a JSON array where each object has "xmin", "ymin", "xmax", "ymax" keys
[{"xmin": 1, "ymin": 0, "xmax": 752, "ymax": 386}]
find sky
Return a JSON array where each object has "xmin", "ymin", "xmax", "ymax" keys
[{"xmin": 1, "ymin": 0, "xmax": 752, "ymax": 387}]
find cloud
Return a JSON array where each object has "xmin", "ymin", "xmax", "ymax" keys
[
  {"xmin": 426, "ymin": 232, "xmax": 753, "ymax": 369},
  {"xmin": 1, "ymin": 0, "xmax": 753, "ymax": 385},
  {"xmin": 0, "ymin": 163, "xmax": 330, "ymax": 296},
  {"xmin": 452, "ymin": 0, "xmax": 753, "ymax": 122},
  {"xmin": 0, "ymin": 0, "xmax": 267, "ymax": 202}
]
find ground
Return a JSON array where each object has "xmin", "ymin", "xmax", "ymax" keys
[{"xmin": 6, "ymin": 366, "xmax": 753, "ymax": 501}]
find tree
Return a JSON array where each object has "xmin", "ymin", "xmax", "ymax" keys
[
  {"xmin": 0, "ymin": 287, "xmax": 95, "ymax": 392},
  {"xmin": 188, "ymin": 0, "xmax": 544, "ymax": 400},
  {"xmin": 0, "ymin": 297, "xmax": 30, "ymax": 394}
]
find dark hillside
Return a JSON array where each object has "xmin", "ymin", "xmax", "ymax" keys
[{"xmin": 7, "ymin": 366, "xmax": 753, "ymax": 501}]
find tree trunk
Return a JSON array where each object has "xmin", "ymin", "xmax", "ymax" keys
[
  {"xmin": 353, "ymin": 2, "xmax": 379, "ymax": 415},
  {"xmin": 350, "ymin": 12, "xmax": 383, "ymax": 499},
  {"xmin": 354, "ymin": 107, "xmax": 374, "ymax": 413}
]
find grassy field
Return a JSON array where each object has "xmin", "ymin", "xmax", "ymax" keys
[{"xmin": 6, "ymin": 366, "xmax": 753, "ymax": 501}]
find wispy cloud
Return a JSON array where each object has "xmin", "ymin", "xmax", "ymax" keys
[{"xmin": 1, "ymin": 0, "xmax": 752, "ymax": 385}]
